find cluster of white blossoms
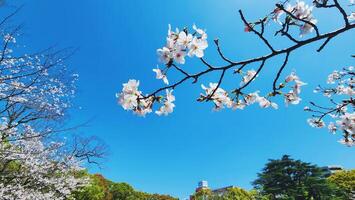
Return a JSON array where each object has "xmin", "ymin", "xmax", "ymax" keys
[
  {"xmin": 0, "ymin": 33, "xmax": 78, "ymax": 131},
  {"xmin": 198, "ymin": 83, "xmax": 281, "ymax": 112},
  {"xmin": 155, "ymin": 89, "xmax": 175, "ymax": 116},
  {"xmin": 241, "ymin": 70, "xmax": 258, "ymax": 85},
  {"xmin": 0, "ymin": 125, "xmax": 87, "ymax": 200},
  {"xmin": 118, "ymin": 16, "xmax": 312, "ymax": 116},
  {"xmin": 200, "ymin": 71, "xmax": 306, "ymax": 111},
  {"xmin": 0, "ymin": 32, "xmax": 90, "ymax": 198},
  {"xmin": 0, "ymin": 42, "xmax": 77, "ymax": 120},
  {"xmin": 117, "ymin": 79, "xmax": 153, "ymax": 116},
  {"xmin": 152, "ymin": 24, "xmax": 208, "ymax": 85},
  {"xmin": 306, "ymin": 66, "xmax": 354, "ymax": 147},
  {"xmin": 272, "ymin": 1, "xmax": 318, "ymax": 37},
  {"xmin": 118, "ymin": 24, "xmax": 208, "ymax": 116},
  {"xmin": 117, "ymin": 79, "xmax": 175, "ymax": 116},
  {"xmin": 157, "ymin": 24, "xmax": 208, "ymax": 65},
  {"xmin": 119, "ymin": 64, "xmax": 308, "ymax": 115},
  {"xmin": 284, "ymin": 72, "xmax": 307, "ymax": 105},
  {"xmin": 199, "ymin": 83, "xmax": 234, "ymax": 111}
]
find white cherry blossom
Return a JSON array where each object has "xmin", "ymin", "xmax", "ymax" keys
[
  {"xmin": 192, "ymin": 24, "xmax": 207, "ymax": 40},
  {"xmin": 285, "ymin": 90, "xmax": 302, "ymax": 105},
  {"xmin": 328, "ymin": 122, "xmax": 337, "ymax": 133},
  {"xmin": 292, "ymin": 1, "xmax": 314, "ymax": 20},
  {"xmin": 177, "ymin": 31, "xmax": 193, "ymax": 48},
  {"xmin": 257, "ymin": 97, "xmax": 278, "ymax": 109},
  {"xmin": 200, "ymin": 83, "xmax": 233, "ymax": 110},
  {"xmin": 300, "ymin": 18, "xmax": 318, "ymax": 37},
  {"xmin": 173, "ymin": 48, "xmax": 186, "ymax": 64},
  {"xmin": 285, "ymin": 72, "xmax": 300, "ymax": 82},
  {"xmin": 307, "ymin": 118, "xmax": 325, "ymax": 128},
  {"xmin": 338, "ymin": 138, "xmax": 354, "ymax": 147},
  {"xmin": 157, "ymin": 47, "xmax": 172, "ymax": 64},
  {"xmin": 187, "ymin": 37, "xmax": 208, "ymax": 58},
  {"xmin": 153, "ymin": 68, "xmax": 169, "ymax": 85},
  {"xmin": 244, "ymin": 91, "xmax": 259, "ymax": 105},
  {"xmin": 273, "ymin": 1, "xmax": 318, "ymax": 37},
  {"xmin": 241, "ymin": 70, "xmax": 257, "ymax": 85},
  {"xmin": 327, "ymin": 70, "xmax": 341, "ymax": 84},
  {"xmin": 233, "ymin": 100, "xmax": 246, "ymax": 110},
  {"xmin": 156, "ymin": 90, "xmax": 175, "ymax": 116}
]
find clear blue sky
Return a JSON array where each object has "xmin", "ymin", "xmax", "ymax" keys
[{"xmin": 8, "ymin": 0, "xmax": 355, "ymax": 199}]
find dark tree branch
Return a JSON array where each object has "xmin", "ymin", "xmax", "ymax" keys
[
  {"xmin": 214, "ymin": 39, "xmax": 234, "ymax": 64},
  {"xmin": 333, "ymin": 0, "xmax": 350, "ymax": 26},
  {"xmin": 317, "ymin": 36, "xmax": 333, "ymax": 52},
  {"xmin": 276, "ymin": 4, "xmax": 320, "ymax": 37},
  {"xmin": 273, "ymin": 52, "xmax": 290, "ymax": 92},
  {"xmin": 206, "ymin": 69, "xmax": 226, "ymax": 101},
  {"xmin": 171, "ymin": 63, "xmax": 190, "ymax": 77},
  {"xmin": 238, "ymin": 59, "xmax": 266, "ymax": 92},
  {"xmin": 239, "ymin": 10, "xmax": 276, "ymax": 53},
  {"xmin": 142, "ymin": 23, "xmax": 355, "ymax": 100}
]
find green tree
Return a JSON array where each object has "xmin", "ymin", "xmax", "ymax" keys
[
  {"xmin": 253, "ymin": 155, "xmax": 338, "ymax": 200},
  {"xmin": 191, "ymin": 187, "xmax": 261, "ymax": 200},
  {"xmin": 145, "ymin": 193, "xmax": 179, "ymax": 200},
  {"xmin": 190, "ymin": 188, "xmax": 213, "ymax": 200},
  {"xmin": 109, "ymin": 182, "xmax": 135, "ymax": 200},
  {"xmin": 70, "ymin": 173, "xmax": 178, "ymax": 200},
  {"xmin": 221, "ymin": 187, "xmax": 256, "ymax": 200},
  {"xmin": 70, "ymin": 173, "xmax": 112, "ymax": 200},
  {"xmin": 327, "ymin": 170, "xmax": 355, "ymax": 199}
]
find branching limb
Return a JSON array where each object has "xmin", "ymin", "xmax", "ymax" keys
[
  {"xmin": 333, "ymin": 0, "xmax": 350, "ymax": 26},
  {"xmin": 214, "ymin": 39, "xmax": 234, "ymax": 64},
  {"xmin": 273, "ymin": 52, "xmax": 290, "ymax": 93},
  {"xmin": 239, "ymin": 10, "xmax": 276, "ymax": 53},
  {"xmin": 276, "ymin": 4, "xmax": 320, "ymax": 37},
  {"xmin": 142, "ymin": 23, "xmax": 354, "ymax": 100}
]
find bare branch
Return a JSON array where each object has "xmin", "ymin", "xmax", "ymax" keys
[
  {"xmin": 273, "ymin": 52, "xmax": 290, "ymax": 92},
  {"xmin": 239, "ymin": 10, "xmax": 276, "ymax": 53},
  {"xmin": 333, "ymin": 0, "xmax": 350, "ymax": 26}
]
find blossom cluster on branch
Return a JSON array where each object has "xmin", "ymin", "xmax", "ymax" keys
[
  {"xmin": 117, "ymin": 0, "xmax": 354, "ymax": 146},
  {"xmin": 306, "ymin": 66, "xmax": 354, "ymax": 147},
  {"xmin": 271, "ymin": 0, "xmax": 318, "ymax": 36}
]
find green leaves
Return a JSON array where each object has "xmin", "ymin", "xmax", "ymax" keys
[
  {"xmin": 253, "ymin": 155, "xmax": 343, "ymax": 200},
  {"xmin": 70, "ymin": 173, "xmax": 178, "ymax": 200}
]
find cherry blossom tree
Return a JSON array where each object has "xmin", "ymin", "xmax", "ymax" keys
[
  {"xmin": 117, "ymin": 0, "xmax": 354, "ymax": 146},
  {"xmin": 0, "ymin": 7, "xmax": 105, "ymax": 199}
]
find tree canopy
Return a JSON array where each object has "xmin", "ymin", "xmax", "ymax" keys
[
  {"xmin": 327, "ymin": 169, "xmax": 355, "ymax": 199},
  {"xmin": 190, "ymin": 187, "xmax": 257, "ymax": 200},
  {"xmin": 70, "ymin": 173, "xmax": 178, "ymax": 200},
  {"xmin": 253, "ymin": 155, "xmax": 340, "ymax": 200}
]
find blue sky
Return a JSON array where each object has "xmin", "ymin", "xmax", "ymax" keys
[{"xmin": 7, "ymin": 0, "xmax": 355, "ymax": 198}]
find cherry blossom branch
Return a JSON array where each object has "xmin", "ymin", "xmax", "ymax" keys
[
  {"xmin": 239, "ymin": 10, "xmax": 276, "ymax": 53},
  {"xmin": 236, "ymin": 59, "xmax": 266, "ymax": 92},
  {"xmin": 206, "ymin": 69, "xmax": 226, "ymax": 101},
  {"xmin": 118, "ymin": 0, "xmax": 355, "ymax": 134},
  {"xmin": 276, "ymin": 4, "xmax": 320, "ymax": 36},
  {"xmin": 143, "ymin": 23, "xmax": 354, "ymax": 100},
  {"xmin": 306, "ymin": 67, "xmax": 354, "ymax": 147}
]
